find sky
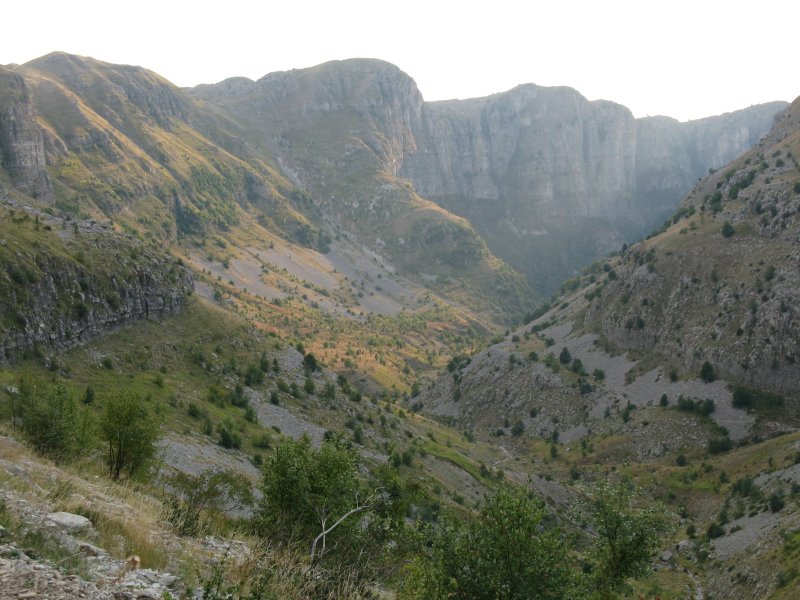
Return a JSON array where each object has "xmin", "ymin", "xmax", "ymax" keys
[{"xmin": 2, "ymin": 0, "xmax": 797, "ymax": 121}]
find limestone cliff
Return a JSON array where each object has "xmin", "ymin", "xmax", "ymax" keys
[
  {"xmin": 0, "ymin": 67, "xmax": 53, "ymax": 201},
  {"xmin": 195, "ymin": 62, "xmax": 786, "ymax": 297},
  {"xmin": 401, "ymin": 87, "xmax": 786, "ymax": 293},
  {"xmin": 0, "ymin": 201, "xmax": 193, "ymax": 362},
  {"xmin": 192, "ymin": 59, "xmax": 535, "ymax": 319}
]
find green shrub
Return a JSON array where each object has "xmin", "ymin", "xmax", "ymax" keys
[
  {"xmin": 721, "ymin": 222, "xmax": 735, "ymax": 238},
  {"xmin": 732, "ymin": 385, "xmax": 784, "ymax": 411},
  {"xmin": 100, "ymin": 391, "xmax": 159, "ymax": 480},
  {"xmin": 769, "ymin": 493, "xmax": 784, "ymax": 513},
  {"xmin": 559, "ymin": 347, "xmax": 572, "ymax": 365},
  {"xmin": 244, "ymin": 364, "xmax": 264, "ymax": 386},
  {"xmin": 19, "ymin": 379, "xmax": 93, "ymax": 463},
  {"xmin": 699, "ymin": 361, "xmax": 716, "ymax": 383},
  {"xmin": 706, "ymin": 522, "xmax": 724, "ymax": 539},
  {"xmin": 708, "ymin": 436, "xmax": 732, "ymax": 454}
]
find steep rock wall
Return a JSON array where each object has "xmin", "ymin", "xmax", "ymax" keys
[
  {"xmin": 0, "ymin": 202, "xmax": 193, "ymax": 361},
  {"xmin": 0, "ymin": 67, "xmax": 53, "ymax": 201}
]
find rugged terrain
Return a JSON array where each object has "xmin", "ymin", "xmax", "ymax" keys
[
  {"xmin": 194, "ymin": 59, "xmax": 784, "ymax": 294},
  {"xmin": 411, "ymin": 94, "xmax": 800, "ymax": 598},
  {"xmin": 1, "ymin": 52, "xmax": 799, "ymax": 598},
  {"xmin": 0, "ymin": 199, "xmax": 192, "ymax": 361}
]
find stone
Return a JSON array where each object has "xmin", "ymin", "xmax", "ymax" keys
[{"xmin": 46, "ymin": 511, "xmax": 92, "ymax": 532}]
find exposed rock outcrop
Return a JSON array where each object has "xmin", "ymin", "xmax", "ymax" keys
[
  {"xmin": 194, "ymin": 60, "xmax": 786, "ymax": 295},
  {"xmin": 402, "ymin": 87, "xmax": 785, "ymax": 292},
  {"xmin": 0, "ymin": 66, "xmax": 53, "ymax": 201},
  {"xmin": 0, "ymin": 203, "xmax": 193, "ymax": 362}
]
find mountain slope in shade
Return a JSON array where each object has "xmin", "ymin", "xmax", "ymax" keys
[{"xmin": 195, "ymin": 60, "xmax": 785, "ymax": 295}]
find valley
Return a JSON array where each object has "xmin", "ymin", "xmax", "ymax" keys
[{"xmin": 1, "ymin": 50, "xmax": 799, "ymax": 599}]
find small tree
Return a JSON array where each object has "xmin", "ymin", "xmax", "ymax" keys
[
  {"xmin": 99, "ymin": 391, "xmax": 159, "ymax": 480},
  {"xmin": 700, "ymin": 361, "xmax": 716, "ymax": 383},
  {"xmin": 167, "ymin": 468, "xmax": 254, "ymax": 535},
  {"xmin": 303, "ymin": 352, "xmax": 319, "ymax": 373},
  {"xmin": 19, "ymin": 380, "xmax": 92, "ymax": 462},
  {"xmin": 559, "ymin": 347, "xmax": 572, "ymax": 365},
  {"xmin": 401, "ymin": 486, "xmax": 576, "ymax": 599},
  {"xmin": 258, "ymin": 435, "xmax": 383, "ymax": 563},
  {"xmin": 586, "ymin": 477, "xmax": 672, "ymax": 596},
  {"xmin": 721, "ymin": 221, "xmax": 735, "ymax": 238}
]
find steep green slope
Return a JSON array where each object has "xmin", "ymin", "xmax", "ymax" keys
[
  {"xmin": 13, "ymin": 53, "xmax": 318, "ymax": 246},
  {"xmin": 581, "ymin": 97, "xmax": 800, "ymax": 399}
]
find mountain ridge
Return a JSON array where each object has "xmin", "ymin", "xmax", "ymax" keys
[{"xmin": 191, "ymin": 58, "xmax": 786, "ymax": 295}]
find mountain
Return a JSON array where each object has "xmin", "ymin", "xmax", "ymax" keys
[
  {"xmin": 194, "ymin": 60, "xmax": 785, "ymax": 295},
  {"xmin": 426, "ymin": 94, "xmax": 800, "ymax": 445},
  {"xmin": 404, "ymin": 88, "xmax": 784, "ymax": 292},
  {"xmin": 2, "ymin": 53, "xmax": 785, "ymax": 324},
  {"xmin": 192, "ymin": 58, "xmax": 533, "ymax": 318},
  {"xmin": 582, "ymin": 96, "xmax": 800, "ymax": 398},
  {"xmin": 0, "ymin": 66, "xmax": 53, "ymax": 200},
  {"xmin": 2, "ymin": 52, "xmax": 800, "ymax": 599},
  {"xmin": 409, "ymin": 96, "xmax": 800, "ymax": 598},
  {"xmin": 0, "ymin": 54, "xmax": 532, "ymax": 323}
]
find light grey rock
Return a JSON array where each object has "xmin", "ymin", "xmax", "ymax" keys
[{"xmin": 47, "ymin": 511, "xmax": 92, "ymax": 532}]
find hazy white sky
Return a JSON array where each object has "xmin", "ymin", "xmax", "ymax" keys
[{"xmin": 2, "ymin": 0, "xmax": 797, "ymax": 121}]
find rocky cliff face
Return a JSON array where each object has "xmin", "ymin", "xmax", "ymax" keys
[
  {"xmin": 401, "ymin": 87, "xmax": 786, "ymax": 293},
  {"xmin": 0, "ymin": 201, "xmax": 193, "ymax": 362},
  {"xmin": 196, "ymin": 62, "xmax": 785, "ymax": 297},
  {"xmin": 192, "ymin": 59, "xmax": 535, "ymax": 319},
  {"xmin": 0, "ymin": 67, "xmax": 53, "ymax": 200}
]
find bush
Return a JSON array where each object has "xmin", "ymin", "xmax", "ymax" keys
[
  {"xmin": 559, "ymin": 347, "xmax": 572, "ymax": 365},
  {"xmin": 256, "ymin": 435, "xmax": 398, "ymax": 567},
  {"xmin": 19, "ymin": 380, "xmax": 93, "ymax": 463},
  {"xmin": 676, "ymin": 396, "xmax": 715, "ymax": 416},
  {"xmin": 244, "ymin": 364, "xmax": 264, "ymax": 386},
  {"xmin": 511, "ymin": 420, "xmax": 525, "ymax": 436},
  {"xmin": 303, "ymin": 352, "xmax": 319, "ymax": 373},
  {"xmin": 708, "ymin": 436, "xmax": 732, "ymax": 454},
  {"xmin": 699, "ymin": 361, "xmax": 716, "ymax": 383},
  {"xmin": 706, "ymin": 522, "xmax": 724, "ymax": 539},
  {"xmin": 769, "ymin": 493, "xmax": 785, "ymax": 513},
  {"xmin": 401, "ymin": 487, "xmax": 575, "ymax": 599},
  {"xmin": 100, "ymin": 391, "xmax": 159, "ymax": 480},
  {"xmin": 721, "ymin": 222, "xmax": 735, "ymax": 238},
  {"xmin": 217, "ymin": 425, "xmax": 242, "ymax": 450},
  {"xmin": 167, "ymin": 468, "xmax": 254, "ymax": 535},
  {"xmin": 732, "ymin": 385, "xmax": 784, "ymax": 411}
]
